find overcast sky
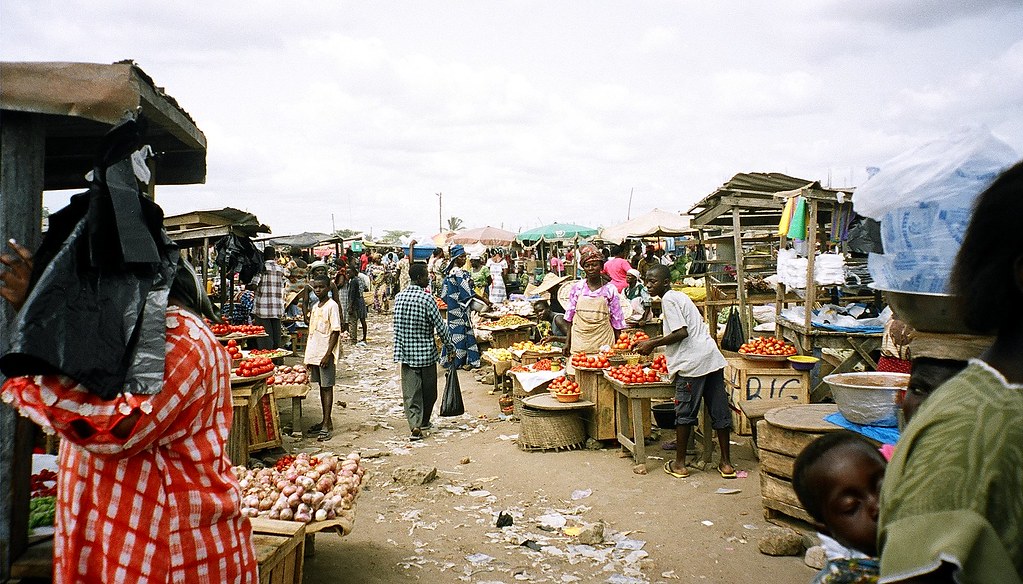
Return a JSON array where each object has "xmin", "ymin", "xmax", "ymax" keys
[{"xmin": 4, "ymin": 1, "xmax": 1022, "ymax": 240}]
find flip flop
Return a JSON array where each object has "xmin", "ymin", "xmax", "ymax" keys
[
  {"xmin": 663, "ymin": 460, "xmax": 690, "ymax": 478},
  {"xmin": 718, "ymin": 466, "xmax": 738, "ymax": 479},
  {"xmin": 316, "ymin": 429, "xmax": 332, "ymax": 442},
  {"xmin": 306, "ymin": 422, "xmax": 324, "ymax": 436}
]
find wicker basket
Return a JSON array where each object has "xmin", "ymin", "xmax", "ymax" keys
[
  {"xmin": 511, "ymin": 377, "xmax": 555, "ymax": 417},
  {"xmin": 517, "ymin": 407, "xmax": 586, "ymax": 452}
]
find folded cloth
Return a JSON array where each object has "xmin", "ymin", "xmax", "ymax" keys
[{"xmin": 824, "ymin": 412, "xmax": 900, "ymax": 445}]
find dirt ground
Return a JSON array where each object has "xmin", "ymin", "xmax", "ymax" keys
[{"xmin": 269, "ymin": 312, "xmax": 814, "ymax": 584}]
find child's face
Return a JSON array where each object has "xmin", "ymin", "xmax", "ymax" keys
[
  {"xmin": 813, "ymin": 444, "xmax": 885, "ymax": 556},
  {"xmin": 311, "ymin": 281, "xmax": 329, "ymax": 299}
]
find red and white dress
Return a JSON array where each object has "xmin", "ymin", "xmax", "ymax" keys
[{"xmin": 1, "ymin": 307, "xmax": 257, "ymax": 584}]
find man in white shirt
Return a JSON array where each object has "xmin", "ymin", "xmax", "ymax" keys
[{"xmin": 634, "ymin": 264, "xmax": 736, "ymax": 480}]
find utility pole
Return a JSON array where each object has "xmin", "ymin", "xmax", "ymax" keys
[
  {"xmin": 627, "ymin": 187, "xmax": 634, "ymax": 220},
  {"xmin": 436, "ymin": 192, "xmax": 443, "ymax": 232}
]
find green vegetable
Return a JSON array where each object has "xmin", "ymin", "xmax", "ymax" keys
[{"xmin": 28, "ymin": 496, "xmax": 56, "ymax": 529}]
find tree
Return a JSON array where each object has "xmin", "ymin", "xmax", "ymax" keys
[
  {"xmin": 446, "ymin": 216, "xmax": 464, "ymax": 232},
  {"xmin": 332, "ymin": 228, "xmax": 362, "ymax": 240},
  {"xmin": 378, "ymin": 230, "xmax": 413, "ymax": 244}
]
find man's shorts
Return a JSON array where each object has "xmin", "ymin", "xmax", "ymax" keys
[
  {"xmin": 307, "ymin": 363, "xmax": 336, "ymax": 389},
  {"xmin": 673, "ymin": 368, "xmax": 732, "ymax": 430}
]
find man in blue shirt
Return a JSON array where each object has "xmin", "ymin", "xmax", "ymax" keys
[{"xmin": 392, "ymin": 262, "xmax": 455, "ymax": 441}]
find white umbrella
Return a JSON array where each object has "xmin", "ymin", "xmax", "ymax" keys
[{"xmin": 599, "ymin": 208, "xmax": 694, "ymax": 244}]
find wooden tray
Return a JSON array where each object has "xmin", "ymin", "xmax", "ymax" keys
[
  {"xmin": 230, "ymin": 370, "xmax": 273, "ymax": 385},
  {"xmin": 738, "ymin": 352, "xmax": 790, "ymax": 362},
  {"xmin": 521, "ymin": 393, "xmax": 594, "ymax": 410},
  {"xmin": 763, "ymin": 403, "xmax": 841, "ymax": 432},
  {"xmin": 602, "ymin": 371, "xmax": 674, "ymax": 388},
  {"xmin": 242, "ymin": 349, "xmax": 293, "ymax": 359}
]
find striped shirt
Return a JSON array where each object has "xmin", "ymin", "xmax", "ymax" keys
[
  {"xmin": 392, "ymin": 284, "xmax": 453, "ymax": 367},
  {"xmin": 1, "ymin": 307, "xmax": 257, "ymax": 584}
]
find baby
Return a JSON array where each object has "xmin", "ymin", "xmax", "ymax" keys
[{"xmin": 793, "ymin": 431, "xmax": 886, "ymax": 583}]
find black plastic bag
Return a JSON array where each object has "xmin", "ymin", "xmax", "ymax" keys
[
  {"xmin": 721, "ymin": 306, "xmax": 745, "ymax": 352},
  {"xmin": 214, "ymin": 234, "xmax": 263, "ymax": 284},
  {"xmin": 0, "ymin": 117, "xmax": 178, "ymax": 399},
  {"xmin": 440, "ymin": 365, "xmax": 465, "ymax": 417},
  {"xmin": 688, "ymin": 244, "xmax": 707, "ymax": 275}
]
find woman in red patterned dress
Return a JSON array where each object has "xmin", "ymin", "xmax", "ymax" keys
[{"xmin": 1, "ymin": 241, "xmax": 257, "ymax": 584}]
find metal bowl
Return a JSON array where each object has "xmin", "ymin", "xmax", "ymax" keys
[
  {"xmin": 872, "ymin": 286, "xmax": 971, "ymax": 334},
  {"xmin": 823, "ymin": 372, "xmax": 909, "ymax": 427}
]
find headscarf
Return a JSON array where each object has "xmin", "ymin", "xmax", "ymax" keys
[
  {"xmin": 579, "ymin": 244, "xmax": 602, "ymax": 265},
  {"xmin": 444, "ymin": 245, "xmax": 466, "ymax": 275}
]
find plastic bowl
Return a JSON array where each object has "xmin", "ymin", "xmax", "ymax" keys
[
  {"xmin": 787, "ymin": 355, "xmax": 819, "ymax": 371},
  {"xmin": 554, "ymin": 392, "xmax": 580, "ymax": 403},
  {"xmin": 823, "ymin": 372, "xmax": 909, "ymax": 427},
  {"xmin": 651, "ymin": 402, "xmax": 676, "ymax": 429}
]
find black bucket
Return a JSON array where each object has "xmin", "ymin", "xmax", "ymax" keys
[{"xmin": 651, "ymin": 402, "xmax": 676, "ymax": 429}]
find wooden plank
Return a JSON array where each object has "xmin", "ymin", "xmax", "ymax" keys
[
  {"xmin": 250, "ymin": 517, "xmax": 306, "ymax": 537},
  {"xmin": 759, "ymin": 448, "xmax": 795, "ymax": 480},
  {"xmin": 763, "ymin": 499, "xmax": 816, "ymax": 526},
  {"xmin": 756, "ymin": 419, "xmax": 825, "ymax": 458},
  {"xmin": 760, "ymin": 471, "xmax": 803, "ymax": 510},
  {"xmin": 0, "ymin": 110, "xmax": 45, "ymax": 580}
]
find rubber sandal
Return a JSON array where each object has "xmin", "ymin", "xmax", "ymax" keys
[
  {"xmin": 663, "ymin": 460, "xmax": 690, "ymax": 478},
  {"xmin": 306, "ymin": 422, "xmax": 324, "ymax": 435},
  {"xmin": 718, "ymin": 466, "xmax": 738, "ymax": 479},
  {"xmin": 316, "ymin": 429, "xmax": 331, "ymax": 442}
]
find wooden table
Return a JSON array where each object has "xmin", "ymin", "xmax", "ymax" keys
[
  {"xmin": 272, "ymin": 384, "xmax": 311, "ymax": 436},
  {"xmin": 481, "ymin": 352, "xmax": 514, "ymax": 393},
  {"xmin": 606, "ymin": 374, "xmax": 674, "ymax": 467},
  {"xmin": 574, "ymin": 366, "xmax": 616, "ymax": 440},
  {"xmin": 229, "ymin": 372, "xmax": 282, "ymax": 465},
  {"xmin": 776, "ymin": 318, "xmax": 882, "ymax": 402}
]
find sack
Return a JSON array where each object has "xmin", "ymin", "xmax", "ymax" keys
[
  {"xmin": 721, "ymin": 306, "xmax": 745, "ymax": 352},
  {"xmin": 440, "ymin": 365, "xmax": 465, "ymax": 417}
]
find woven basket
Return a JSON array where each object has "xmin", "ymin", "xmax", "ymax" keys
[{"xmin": 516, "ymin": 407, "xmax": 586, "ymax": 451}]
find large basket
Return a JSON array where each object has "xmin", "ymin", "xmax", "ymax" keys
[
  {"xmin": 511, "ymin": 377, "xmax": 554, "ymax": 417},
  {"xmin": 516, "ymin": 407, "xmax": 586, "ymax": 451}
]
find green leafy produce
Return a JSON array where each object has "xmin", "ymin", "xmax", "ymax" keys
[{"xmin": 29, "ymin": 496, "xmax": 55, "ymax": 529}]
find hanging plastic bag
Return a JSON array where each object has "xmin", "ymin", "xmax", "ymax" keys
[
  {"xmin": 440, "ymin": 364, "xmax": 465, "ymax": 417},
  {"xmin": 0, "ymin": 117, "xmax": 178, "ymax": 399},
  {"xmin": 688, "ymin": 245, "xmax": 707, "ymax": 276},
  {"xmin": 721, "ymin": 306, "xmax": 745, "ymax": 352}
]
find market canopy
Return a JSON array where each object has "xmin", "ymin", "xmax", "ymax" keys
[
  {"xmin": 260, "ymin": 232, "xmax": 333, "ymax": 249},
  {"xmin": 688, "ymin": 172, "xmax": 852, "ymax": 229},
  {"xmin": 515, "ymin": 222, "xmax": 598, "ymax": 243},
  {"xmin": 598, "ymin": 208, "xmax": 694, "ymax": 244},
  {"xmin": 0, "ymin": 60, "xmax": 207, "ymax": 190},
  {"xmin": 164, "ymin": 207, "xmax": 270, "ymax": 244},
  {"xmin": 449, "ymin": 226, "xmax": 516, "ymax": 246}
]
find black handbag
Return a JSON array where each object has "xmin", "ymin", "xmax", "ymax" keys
[{"xmin": 440, "ymin": 364, "xmax": 465, "ymax": 417}]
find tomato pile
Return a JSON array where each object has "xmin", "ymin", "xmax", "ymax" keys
[
  {"xmin": 532, "ymin": 359, "xmax": 554, "ymax": 371},
  {"xmin": 548, "ymin": 376, "xmax": 580, "ymax": 395},
  {"xmin": 739, "ymin": 336, "xmax": 797, "ymax": 356},
  {"xmin": 613, "ymin": 330, "xmax": 650, "ymax": 350},
  {"xmin": 649, "ymin": 354, "xmax": 668, "ymax": 374},
  {"xmin": 571, "ymin": 352, "xmax": 610, "ymax": 369},
  {"xmin": 225, "ymin": 339, "xmax": 242, "ymax": 360},
  {"xmin": 30, "ymin": 469, "xmax": 57, "ymax": 498},
  {"xmin": 211, "ymin": 323, "xmax": 266, "ymax": 337},
  {"xmin": 607, "ymin": 364, "xmax": 663, "ymax": 385},
  {"xmin": 235, "ymin": 357, "xmax": 275, "ymax": 378}
]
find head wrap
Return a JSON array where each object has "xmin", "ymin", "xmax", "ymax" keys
[
  {"xmin": 579, "ymin": 244, "xmax": 602, "ymax": 265},
  {"xmin": 627, "ymin": 268, "xmax": 642, "ymax": 279}
]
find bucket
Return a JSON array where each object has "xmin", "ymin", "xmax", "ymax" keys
[{"xmin": 651, "ymin": 402, "xmax": 676, "ymax": 429}]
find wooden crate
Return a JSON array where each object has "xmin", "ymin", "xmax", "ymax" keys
[
  {"xmin": 250, "ymin": 391, "xmax": 283, "ymax": 452},
  {"xmin": 250, "ymin": 517, "xmax": 306, "ymax": 584},
  {"xmin": 575, "ymin": 367, "xmax": 616, "ymax": 440},
  {"xmin": 756, "ymin": 419, "xmax": 826, "ymax": 525},
  {"xmin": 490, "ymin": 327, "xmax": 532, "ymax": 349},
  {"xmin": 291, "ymin": 329, "xmax": 307, "ymax": 355},
  {"xmin": 725, "ymin": 358, "xmax": 809, "ymax": 435},
  {"xmin": 519, "ymin": 350, "xmax": 561, "ymax": 365}
]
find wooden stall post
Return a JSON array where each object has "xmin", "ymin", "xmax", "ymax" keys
[{"xmin": 0, "ymin": 110, "xmax": 45, "ymax": 580}]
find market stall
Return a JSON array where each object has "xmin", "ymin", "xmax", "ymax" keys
[
  {"xmin": 0, "ymin": 60, "xmax": 207, "ymax": 580},
  {"xmin": 164, "ymin": 207, "xmax": 271, "ymax": 296}
]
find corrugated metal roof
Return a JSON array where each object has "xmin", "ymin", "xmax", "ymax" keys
[{"xmin": 688, "ymin": 172, "xmax": 853, "ymax": 228}]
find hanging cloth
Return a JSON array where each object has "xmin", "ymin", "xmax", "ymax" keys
[
  {"xmin": 778, "ymin": 196, "xmax": 796, "ymax": 236},
  {"xmin": 786, "ymin": 196, "xmax": 809, "ymax": 240}
]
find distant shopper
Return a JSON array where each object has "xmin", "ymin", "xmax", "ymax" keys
[
  {"xmin": 304, "ymin": 275, "xmax": 342, "ymax": 441},
  {"xmin": 441, "ymin": 248, "xmax": 490, "ymax": 370},
  {"xmin": 603, "ymin": 244, "xmax": 632, "ymax": 292},
  {"xmin": 486, "ymin": 250, "xmax": 509, "ymax": 303},
  {"xmin": 250, "ymin": 246, "xmax": 286, "ymax": 349},
  {"xmin": 635, "ymin": 264, "xmax": 735, "ymax": 479},
  {"xmin": 393, "ymin": 263, "xmax": 455, "ymax": 441}
]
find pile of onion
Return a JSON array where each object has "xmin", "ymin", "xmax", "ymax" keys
[
  {"xmin": 273, "ymin": 365, "xmax": 309, "ymax": 385},
  {"xmin": 232, "ymin": 452, "xmax": 364, "ymax": 524}
]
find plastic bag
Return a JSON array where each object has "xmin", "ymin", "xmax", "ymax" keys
[
  {"xmin": 214, "ymin": 234, "xmax": 263, "ymax": 283},
  {"xmin": 440, "ymin": 365, "xmax": 465, "ymax": 417},
  {"xmin": 688, "ymin": 245, "xmax": 707, "ymax": 276},
  {"xmin": 721, "ymin": 306, "xmax": 745, "ymax": 352},
  {"xmin": 0, "ymin": 118, "xmax": 178, "ymax": 399}
]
